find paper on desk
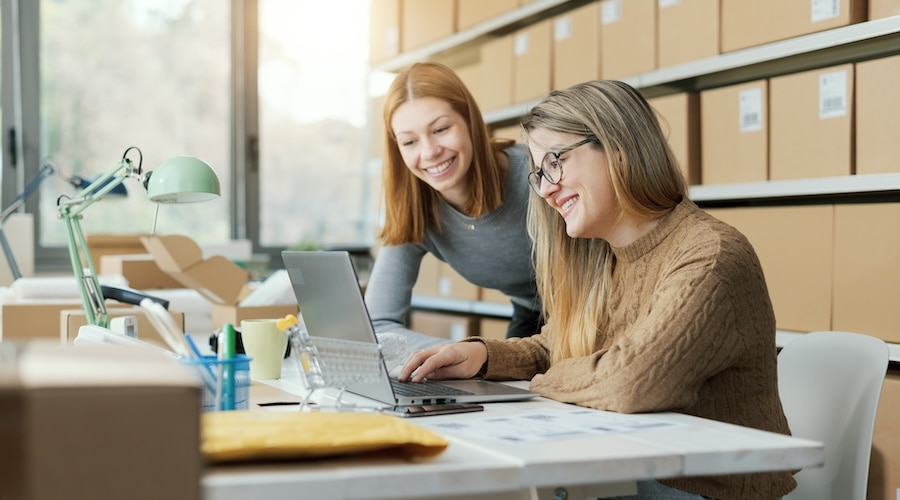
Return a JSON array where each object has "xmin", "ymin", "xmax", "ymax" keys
[{"xmin": 419, "ymin": 408, "xmax": 685, "ymax": 444}]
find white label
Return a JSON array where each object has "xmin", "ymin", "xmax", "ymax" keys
[
  {"xmin": 438, "ymin": 277, "xmax": 452, "ymax": 296},
  {"xmin": 739, "ymin": 88, "xmax": 764, "ymax": 133},
  {"xmin": 602, "ymin": 0, "xmax": 622, "ymax": 24},
  {"xmin": 819, "ymin": 70, "xmax": 848, "ymax": 119},
  {"xmin": 811, "ymin": 0, "xmax": 840, "ymax": 23},
  {"xmin": 895, "ymin": 487, "xmax": 900, "ymax": 500},
  {"xmin": 514, "ymin": 33, "xmax": 529, "ymax": 57},
  {"xmin": 554, "ymin": 17, "xmax": 573, "ymax": 42},
  {"xmin": 659, "ymin": 0, "xmax": 681, "ymax": 8}
]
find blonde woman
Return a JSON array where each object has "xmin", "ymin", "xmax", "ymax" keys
[{"xmin": 400, "ymin": 80, "xmax": 794, "ymax": 500}]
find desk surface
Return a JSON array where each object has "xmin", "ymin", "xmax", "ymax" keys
[{"xmin": 204, "ymin": 367, "xmax": 823, "ymax": 500}]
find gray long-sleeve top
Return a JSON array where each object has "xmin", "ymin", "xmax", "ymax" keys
[{"xmin": 364, "ymin": 144, "xmax": 539, "ymax": 351}]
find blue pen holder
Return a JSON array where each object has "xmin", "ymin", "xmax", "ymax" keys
[{"xmin": 181, "ymin": 355, "xmax": 251, "ymax": 412}]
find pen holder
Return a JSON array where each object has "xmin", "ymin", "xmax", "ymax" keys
[{"xmin": 180, "ymin": 355, "xmax": 251, "ymax": 412}]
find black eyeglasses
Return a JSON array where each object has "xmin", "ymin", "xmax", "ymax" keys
[{"xmin": 528, "ymin": 137, "xmax": 595, "ymax": 194}]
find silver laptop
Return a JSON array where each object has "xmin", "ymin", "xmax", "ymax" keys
[{"xmin": 281, "ymin": 250, "xmax": 537, "ymax": 406}]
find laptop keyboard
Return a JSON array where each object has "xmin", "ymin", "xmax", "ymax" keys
[{"xmin": 390, "ymin": 378, "xmax": 473, "ymax": 397}]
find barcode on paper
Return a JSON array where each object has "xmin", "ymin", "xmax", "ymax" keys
[
  {"xmin": 819, "ymin": 70, "xmax": 848, "ymax": 119},
  {"xmin": 739, "ymin": 88, "xmax": 763, "ymax": 133}
]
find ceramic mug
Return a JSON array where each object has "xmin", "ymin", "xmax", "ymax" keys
[{"xmin": 240, "ymin": 318, "xmax": 288, "ymax": 380}]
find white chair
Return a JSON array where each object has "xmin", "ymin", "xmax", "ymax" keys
[{"xmin": 778, "ymin": 331, "xmax": 889, "ymax": 500}]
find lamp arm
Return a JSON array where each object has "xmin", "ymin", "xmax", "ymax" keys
[
  {"xmin": 56, "ymin": 158, "xmax": 138, "ymax": 328},
  {"xmin": 59, "ymin": 203, "xmax": 108, "ymax": 327},
  {"xmin": 1, "ymin": 162, "xmax": 56, "ymax": 222}
]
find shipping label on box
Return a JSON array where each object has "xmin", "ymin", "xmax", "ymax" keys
[
  {"xmin": 770, "ymin": 64, "xmax": 854, "ymax": 180},
  {"xmin": 700, "ymin": 80, "xmax": 768, "ymax": 185}
]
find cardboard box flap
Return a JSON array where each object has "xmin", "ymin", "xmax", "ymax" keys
[
  {"xmin": 140, "ymin": 235, "xmax": 250, "ymax": 305},
  {"xmin": 175, "ymin": 256, "xmax": 249, "ymax": 305},
  {"xmin": 141, "ymin": 235, "xmax": 204, "ymax": 271}
]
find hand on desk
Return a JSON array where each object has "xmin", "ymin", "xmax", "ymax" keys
[{"xmin": 398, "ymin": 341, "xmax": 488, "ymax": 383}]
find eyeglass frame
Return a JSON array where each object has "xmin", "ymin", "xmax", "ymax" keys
[{"xmin": 528, "ymin": 136, "xmax": 596, "ymax": 194}]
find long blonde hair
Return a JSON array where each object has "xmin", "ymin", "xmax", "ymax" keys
[
  {"xmin": 380, "ymin": 62, "xmax": 513, "ymax": 244},
  {"xmin": 522, "ymin": 80, "xmax": 686, "ymax": 363}
]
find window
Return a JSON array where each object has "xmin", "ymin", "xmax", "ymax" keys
[
  {"xmin": 1, "ymin": 0, "xmax": 377, "ymax": 274},
  {"xmin": 38, "ymin": 0, "xmax": 231, "ymax": 247},
  {"xmin": 257, "ymin": 0, "xmax": 375, "ymax": 250}
]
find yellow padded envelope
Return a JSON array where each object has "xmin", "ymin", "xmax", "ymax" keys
[{"xmin": 201, "ymin": 411, "xmax": 449, "ymax": 463}]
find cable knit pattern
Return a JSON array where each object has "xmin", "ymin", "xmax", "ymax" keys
[{"xmin": 477, "ymin": 199, "xmax": 796, "ymax": 500}]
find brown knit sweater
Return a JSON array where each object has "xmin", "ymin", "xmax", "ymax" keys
[{"xmin": 477, "ymin": 199, "xmax": 796, "ymax": 500}]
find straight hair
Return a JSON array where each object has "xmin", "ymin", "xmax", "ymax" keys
[
  {"xmin": 522, "ymin": 80, "xmax": 686, "ymax": 363},
  {"xmin": 380, "ymin": 62, "xmax": 513, "ymax": 244}
]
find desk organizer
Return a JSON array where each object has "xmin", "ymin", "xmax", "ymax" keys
[
  {"xmin": 293, "ymin": 335, "xmax": 384, "ymax": 410},
  {"xmin": 181, "ymin": 354, "xmax": 251, "ymax": 412}
]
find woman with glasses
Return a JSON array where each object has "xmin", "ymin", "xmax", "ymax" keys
[
  {"xmin": 365, "ymin": 61, "xmax": 542, "ymax": 350},
  {"xmin": 399, "ymin": 80, "xmax": 795, "ymax": 499}
]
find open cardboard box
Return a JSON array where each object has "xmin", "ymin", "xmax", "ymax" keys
[
  {"xmin": 0, "ymin": 341, "xmax": 202, "ymax": 500},
  {"xmin": 141, "ymin": 235, "xmax": 297, "ymax": 330}
]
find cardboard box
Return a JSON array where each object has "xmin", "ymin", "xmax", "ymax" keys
[
  {"xmin": 512, "ymin": 20, "xmax": 553, "ymax": 103},
  {"xmin": 401, "ymin": 0, "xmax": 455, "ymax": 52},
  {"xmin": 833, "ymin": 203, "xmax": 900, "ymax": 344},
  {"xmin": 648, "ymin": 92, "xmax": 701, "ymax": 185},
  {"xmin": 479, "ymin": 317, "xmax": 510, "ymax": 341},
  {"xmin": 708, "ymin": 205, "xmax": 834, "ymax": 332},
  {"xmin": 491, "ymin": 124, "xmax": 523, "ymax": 142},
  {"xmin": 457, "ymin": 0, "xmax": 520, "ymax": 31},
  {"xmin": 0, "ymin": 342, "xmax": 201, "ymax": 500},
  {"xmin": 100, "ymin": 253, "xmax": 183, "ymax": 290},
  {"xmin": 437, "ymin": 262, "xmax": 481, "ymax": 301},
  {"xmin": 479, "ymin": 287, "xmax": 510, "ymax": 305},
  {"xmin": 479, "ymin": 34, "xmax": 515, "ymax": 111},
  {"xmin": 369, "ymin": 0, "xmax": 400, "ymax": 65},
  {"xmin": 856, "ymin": 54, "xmax": 900, "ymax": 175},
  {"xmin": 721, "ymin": 0, "xmax": 867, "ymax": 53},
  {"xmin": 410, "ymin": 310, "xmax": 478, "ymax": 341},
  {"xmin": 870, "ymin": 0, "xmax": 900, "ymax": 19},
  {"xmin": 600, "ymin": 0, "xmax": 656, "ymax": 79},
  {"xmin": 657, "ymin": 0, "xmax": 719, "ymax": 68},
  {"xmin": 552, "ymin": 1, "xmax": 601, "ymax": 90},
  {"xmin": 412, "ymin": 252, "xmax": 442, "ymax": 297},
  {"xmin": 770, "ymin": 64, "xmax": 855, "ymax": 180},
  {"xmin": 141, "ymin": 235, "xmax": 299, "ymax": 331},
  {"xmin": 60, "ymin": 307, "xmax": 186, "ymax": 348},
  {"xmin": 85, "ymin": 233, "xmax": 151, "ymax": 269},
  {"xmin": 1, "ymin": 302, "xmax": 180, "ymax": 342},
  {"xmin": 141, "ymin": 234, "xmax": 250, "ymax": 306},
  {"xmin": 700, "ymin": 80, "xmax": 768, "ymax": 185},
  {"xmin": 454, "ymin": 61, "xmax": 483, "ymax": 104},
  {"xmin": 868, "ymin": 369, "xmax": 900, "ymax": 500}
]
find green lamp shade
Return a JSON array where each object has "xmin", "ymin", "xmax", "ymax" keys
[{"xmin": 146, "ymin": 156, "xmax": 221, "ymax": 203}]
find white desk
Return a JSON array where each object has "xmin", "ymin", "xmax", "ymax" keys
[{"xmin": 203, "ymin": 369, "xmax": 824, "ymax": 500}]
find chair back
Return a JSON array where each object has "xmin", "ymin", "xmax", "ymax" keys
[{"xmin": 778, "ymin": 331, "xmax": 889, "ymax": 500}]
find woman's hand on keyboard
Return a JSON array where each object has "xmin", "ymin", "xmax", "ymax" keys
[{"xmin": 398, "ymin": 341, "xmax": 488, "ymax": 383}]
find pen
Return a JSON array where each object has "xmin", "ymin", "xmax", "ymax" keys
[{"xmin": 219, "ymin": 323, "xmax": 237, "ymax": 411}]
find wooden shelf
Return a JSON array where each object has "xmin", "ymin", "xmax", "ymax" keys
[
  {"xmin": 372, "ymin": 0, "xmax": 594, "ymax": 73},
  {"xmin": 690, "ymin": 173, "xmax": 900, "ymax": 206},
  {"xmin": 483, "ymin": 16, "xmax": 900, "ymax": 123}
]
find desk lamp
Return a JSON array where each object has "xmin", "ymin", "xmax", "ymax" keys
[{"xmin": 57, "ymin": 146, "xmax": 220, "ymax": 328}]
